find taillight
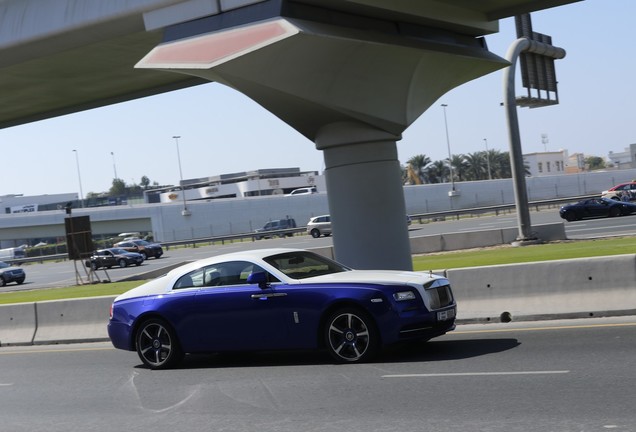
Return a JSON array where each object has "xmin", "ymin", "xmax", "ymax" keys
[{"xmin": 109, "ymin": 304, "xmax": 114, "ymax": 320}]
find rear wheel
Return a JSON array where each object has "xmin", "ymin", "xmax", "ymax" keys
[
  {"xmin": 136, "ymin": 318, "xmax": 183, "ymax": 370},
  {"xmin": 609, "ymin": 207, "xmax": 621, "ymax": 217},
  {"xmin": 324, "ymin": 308, "xmax": 378, "ymax": 363}
]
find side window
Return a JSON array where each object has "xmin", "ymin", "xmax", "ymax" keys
[
  {"xmin": 174, "ymin": 262, "xmax": 281, "ymax": 290},
  {"xmin": 174, "ymin": 270, "xmax": 200, "ymax": 289},
  {"xmin": 201, "ymin": 261, "xmax": 280, "ymax": 287}
]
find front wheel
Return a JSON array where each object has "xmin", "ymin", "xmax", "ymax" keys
[
  {"xmin": 136, "ymin": 318, "xmax": 183, "ymax": 370},
  {"xmin": 310, "ymin": 229, "xmax": 321, "ymax": 238},
  {"xmin": 564, "ymin": 211, "xmax": 577, "ymax": 222},
  {"xmin": 118, "ymin": 259, "xmax": 127, "ymax": 268},
  {"xmin": 324, "ymin": 308, "xmax": 378, "ymax": 363},
  {"xmin": 609, "ymin": 207, "xmax": 621, "ymax": 217}
]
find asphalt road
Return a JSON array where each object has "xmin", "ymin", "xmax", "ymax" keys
[
  {"xmin": 3, "ymin": 209, "xmax": 635, "ymax": 292},
  {"xmin": 1, "ymin": 317, "xmax": 634, "ymax": 432}
]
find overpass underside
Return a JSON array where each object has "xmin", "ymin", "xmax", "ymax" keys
[{"xmin": 0, "ymin": 0, "xmax": 581, "ymax": 270}]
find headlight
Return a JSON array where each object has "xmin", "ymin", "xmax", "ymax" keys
[{"xmin": 393, "ymin": 291, "xmax": 416, "ymax": 301}]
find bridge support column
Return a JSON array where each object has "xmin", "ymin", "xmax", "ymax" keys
[{"xmin": 316, "ymin": 122, "xmax": 412, "ymax": 271}]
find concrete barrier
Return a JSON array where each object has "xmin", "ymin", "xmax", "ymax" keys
[
  {"xmin": 410, "ymin": 222, "xmax": 566, "ymax": 254},
  {"xmin": 448, "ymin": 254, "xmax": 636, "ymax": 322},
  {"xmin": 31, "ymin": 296, "xmax": 115, "ymax": 345},
  {"xmin": 0, "ymin": 303, "xmax": 37, "ymax": 346}
]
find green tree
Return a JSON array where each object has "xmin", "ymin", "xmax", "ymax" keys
[
  {"xmin": 109, "ymin": 178, "xmax": 126, "ymax": 196},
  {"xmin": 140, "ymin": 176, "xmax": 151, "ymax": 189},
  {"xmin": 585, "ymin": 156, "xmax": 606, "ymax": 171}
]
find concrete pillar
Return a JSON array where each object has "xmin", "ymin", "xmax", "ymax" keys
[{"xmin": 316, "ymin": 122, "xmax": 412, "ymax": 271}]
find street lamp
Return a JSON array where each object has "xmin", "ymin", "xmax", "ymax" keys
[
  {"xmin": 441, "ymin": 104, "xmax": 457, "ymax": 195},
  {"xmin": 173, "ymin": 135, "xmax": 191, "ymax": 216},
  {"xmin": 72, "ymin": 149, "xmax": 84, "ymax": 208},
  {"xmin": 110, "ymin": 151, "xmax": 118, "ymax": 179},
  {"xmin": 483, "ymin": 138, "xmax": 492, "ymax": 180}
]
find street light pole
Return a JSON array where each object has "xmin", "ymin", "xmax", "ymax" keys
[
  {"xmin": 441, "ymin": 104, "xmax": 456, "ymax": 192},
  {"xmin": 110, "ymin": 151, "xmax": 118, "ymax": 179},
  {"xmin": 72, "ymin": 149, "xmax": 84, "ymax": 208},
  {"xmin": 173, "ymin": 135, "xmax": 190, "ymax": 215},
  {"xmin": 483, "ymin": 138, "xmax": 492, "ymax": 180}
]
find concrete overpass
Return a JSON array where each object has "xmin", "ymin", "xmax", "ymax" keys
[{"xmin": 0, "ymin": 0, "xmax": 581, "ymax": 270}]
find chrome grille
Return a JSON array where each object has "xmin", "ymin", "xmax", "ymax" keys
[{"xmin": 426, "ymin": 283, "xmax": 453, "ymax": 310}]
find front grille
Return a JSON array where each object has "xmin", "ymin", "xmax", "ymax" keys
[{"xmin": 427, "ymin": 284, "xmax": 453, "ymax": 310}]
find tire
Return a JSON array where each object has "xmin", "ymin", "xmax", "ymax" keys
[
  {"xmin": 0, "ymin": 277, "xmax": 5, "ymax": 287},
  {"xmin": 118, "ymin": 259, "xmax": 128, "ymax": 268},
  {"xmin": 91, "ymin": 262, "xmax": 98, "ymax": 271},
  {"xmin": 564, "ymin": 211, "xmax": 576, "ymax": 222},
  {"xmin": 609, "ymin": 207, "xmax": 621, "ymax": 217},
  {"xmin": 310, "ymin": 229, "xmax": 321, "ymax": 238},
  {"xmin": 324, "ymin": 308, "xmax": 378, "ymax": 363},
  {"xmin": 17, "ymin": 279, "xmax": 24, "ymax": 285},
  {"xmin": 141, "ymin": 251, "xmax": 148, "ymax": 260},
  {"xmin": 136, "ymin": 318, "xmax": 183, "ymax": 370}
]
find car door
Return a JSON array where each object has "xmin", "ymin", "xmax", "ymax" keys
[{"xmin": 191, "ymin": 261, "xmax": 292, "ymax": 352}]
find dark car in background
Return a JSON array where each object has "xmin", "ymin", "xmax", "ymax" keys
[
  {"xmin": 559, "ymin": 197, "xmax": 636, "ymax": 221},
  {"xmin": 113, "ymin": 239, "xmax": 163, "ymax": 259},
  {"xmin": 254, "ymin": 218, "xmax": 297, "ymax": 240},
  {"xmin": 86, "ymin": 248, "xmax": 144, "ymax": 269},
  {"xmin": 0, "ymin": 261, "xmax": 26, "ymax": 286}
]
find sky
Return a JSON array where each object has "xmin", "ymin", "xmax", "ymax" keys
[{"xmin": 1, "ymin": 0, "xmax": 633, "ymax": 198}]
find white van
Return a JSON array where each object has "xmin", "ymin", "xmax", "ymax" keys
[{"xmin": 0, "ymin": 247, "xmax": 27, "ymax": 262}]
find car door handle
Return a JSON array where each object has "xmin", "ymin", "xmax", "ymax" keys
[{"xmin": 251, "ymin": 293, "xmax": 287, "ymax": 299}]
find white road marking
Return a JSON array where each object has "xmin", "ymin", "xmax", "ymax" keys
[{"xmin": 382, "ymin": 370, "xmax": 570, "ymax": 378}]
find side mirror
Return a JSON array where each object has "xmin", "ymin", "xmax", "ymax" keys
[{"xmin": 247, "ymin": 271, "xmax": 269, "ymax": 289}]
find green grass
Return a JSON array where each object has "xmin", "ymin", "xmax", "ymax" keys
[
  {"xmin": 0, "ymin": 281, "xmax": 144, "ymax": 305},
  {"xmin": 1, "ymin": 237, "xmax": 634, "ymax": 305},
  {"xmin": 413, "ymin": 236, "xmax": 636, "ymax": 271}
]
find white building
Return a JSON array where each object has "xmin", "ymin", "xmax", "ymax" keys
[
  {"xmin": 523, "ymin": 150, "xmax": 567, "ymax": 177},
  {"xmin": 608, "ymin": 144, "xmax": 636, "ymax": 169},
  {"xmin": 145, "ymin": 167, "xmax": 326, "ymax": 204}
]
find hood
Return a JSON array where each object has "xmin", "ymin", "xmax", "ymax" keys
[{"xmin": 300, "ymin": 269, "xmax": 444, "ymax": 286}]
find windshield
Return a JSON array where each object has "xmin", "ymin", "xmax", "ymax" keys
[{"xmin": 264, "ymin": 251, "xmax": 350, "ymax": 280}]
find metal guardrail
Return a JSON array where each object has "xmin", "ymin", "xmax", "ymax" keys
[{"xmin": 13, "ymin": 195, "xmax": 593, "ymax": 265}]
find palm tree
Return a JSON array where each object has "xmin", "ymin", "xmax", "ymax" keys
[
  {"xmin": 464, "ymin": 151, "xmax": 487, "ymax": 181},
  {"xmin": 406, "ymin": 154, "xmax": 431, "ymax": 184},
  {"xmin": 425, "ymin": 160, "xmax": 448, "ymax": 184},
  {"xmin": 448, "ymin": 154, "xmax": 467, "ymax": 183}
]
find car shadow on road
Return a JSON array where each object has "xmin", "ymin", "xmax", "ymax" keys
[
  {"xmin": 379, "ymin": 338, "xmax": 521, "ymax": 364},
  {"xmin": 159, "ymin": 338, "xmax": 520, "ymax": 370}
]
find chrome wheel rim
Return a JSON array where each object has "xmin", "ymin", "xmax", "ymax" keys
[
  {"xmin": 327, "ymin": 313, "xmax": 370, "ymax": 362},
  {"xmin": 138, "ymin": 322, "xmax": 173, "ymax": 368}
]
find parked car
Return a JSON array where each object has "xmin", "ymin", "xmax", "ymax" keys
[
  {"xmin": 601, "ymin": 181, "xmax": 636, "ymax": 201},
  {"xmin": 307, "ymin": 214, "xmax": 411, "ymax": 238},
  {"xmin": 285, "ymin": 186, "xmax": 317, "ymax": 196},
  {"xmin": 254, "ymin": 218, "xmax": 297, "ymax": 240},
  {"xmin": 108, "ymin": 248, "xmax": 456, "ymax": 369},
  {"xmin": 113, "ymin": 239, "xmax": 163, "ymax": 259},
  {"xmin": 307, "ymin": 215, "xmax": 332, "ymax": 238},
  {"xmin": 0, "ymin": 261, "xmax": 26, "ymax": 286},
  {"xmin": 85, "ymin": 248, "xmax": 144, "ymax": 269},
  {"xmin": 559, "ymin": 197, "xmax": 636, "ymax": 221}
]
